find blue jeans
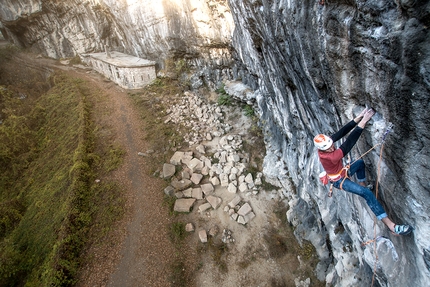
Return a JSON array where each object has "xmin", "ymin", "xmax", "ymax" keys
[{"xmin": 332, "ymin": 159, "xmax": 387, "ymax": 220}]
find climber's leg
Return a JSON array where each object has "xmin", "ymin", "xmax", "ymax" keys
[
  {"xmin": 348, "ymin": 159, "xmax": 366, "ymax": 186},
  {"xmin": 333, "ymin": 178, "xmax": 386, "ymax": 219}
]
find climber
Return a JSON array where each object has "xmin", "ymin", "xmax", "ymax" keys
[{"xmin": 313, "ymin": 107, "xmax": 413, "ymax": 236}]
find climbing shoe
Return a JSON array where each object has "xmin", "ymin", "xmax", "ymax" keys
[{"xmin": 394, "ymin": 224, "xmax": 413, "ymax": 236}]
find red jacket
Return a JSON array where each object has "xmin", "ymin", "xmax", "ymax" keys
[{"xmin": 318, "ymin": 120, "xmax": 364, "ymax": 179}]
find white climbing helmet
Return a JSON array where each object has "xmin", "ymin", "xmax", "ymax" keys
[{"xmin": 313, "ymin": 134, "xmax": 333, "ymax": 150}]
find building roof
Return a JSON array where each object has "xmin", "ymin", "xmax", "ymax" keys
[{"xmin": 88, "ymin": 51, "xmax": 156, "ymax": 68}]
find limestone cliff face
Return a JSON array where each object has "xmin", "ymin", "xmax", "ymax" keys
[
  {"xmin": 228, "ymin": 1, "xmax": 430, "ymax": 286},
  {"xmin": 0, "ymin": 0, "xmax": 234, "ymax": 88},
  {"xmin": 1, "ymin": 0, "xmax": 429, "ymax": 286}
]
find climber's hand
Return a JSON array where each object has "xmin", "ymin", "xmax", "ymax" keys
[
  {"xmin": 357, "ymin": 107, "xmax": 369, "ymax": 118},
  {"xmin": 358, "ymin": 109, "xmax": 375, "ymax": 128},
  {"xmin": 362, "ymin": 108, "xmax": 375, "ymax": 122}
]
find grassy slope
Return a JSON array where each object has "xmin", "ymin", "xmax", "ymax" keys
[{"xmin": 0, "ymin": 65, "xmax": 124, "ymax": 286}]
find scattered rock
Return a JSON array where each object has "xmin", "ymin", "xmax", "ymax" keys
[
  {"xmin": 171, "ymin": 178, "xmax": 192, "ymax": 191},
  {"xmin": 198, "ymin": 202, "xmax": 212, "ymax": 213},
  {"xmin": 170, "ymin": 151, "xmax": 184, "ymax": 165},
  {"xmin": 185, "ymin": 223, "xmax": 195, "ymax": 232},
  {"xmin": 164, "ymin": 186, "xmax": 175, "ymax": 196},
  {"xmin": 191, "ymin": 187, "xmax": 203, "ymax": 199},
  {"xmin": 228, "ymin": 195, "xmax": 241, "ymax": 208},
  {"xmin": 209, "ymin": 225, "xmax": 219, "ymax": 237},
  {"xmin": 173, "ymin": 198, "xmax": 196, "ymax": 212},
  {"xmin": 190, "ymin": 173, "xmax": 203, "ymax": 184},
  {"xmin": 199, "ymin": 229, "xmax": 208, "ymax": 243},
  {"xmin": 162, "ymin": 163, "xmax": 176, "ymax": 179},
  {"xmin": 238, "ymin": 203, "xmax": 252, "ymax": 216},
  {"xmin": 206, "ymin": 195, "xmax": 222, "ymax": 209}
]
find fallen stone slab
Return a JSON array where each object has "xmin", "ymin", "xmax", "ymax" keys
[
  {"xmin": 206, "ymin": 195, "xmax": 222, "ymax": 209},
  {"xmin": 210, "ymin": 176, "xmax": 220, "ymax": 186},
  {"xmin": 231, "ymin": 213, "xmax": 239, "ymax": 221},
  {"xmin": 237, "ymin": 215, "xmax": 246, "ymax": 225},
  {"xmin": 244, "ymin": 211, "xmax": 256, "ymax": 223},
  {"xmin": 182, "ymin": 188, "xmax": 192, "ymax": 197},
  {"xmin": 170, "ymin": 151, "xmax": 185, "ymax": 165},
  {"xmin": 199, "ymin": 229, "xmax": 208, "ymax": 243},
  {"xmin": 237, "ymin": 202, "xmax": 252, "ymax": 216},
  {"xmin": 174, "ymin": 198, "xmax": 196, "ymax": 212},
  {"xmin": 181, "ymin": 170, "xmax": 191, "ymax": 180},
  {"xmin": 162, "ymin": 163, "xmax": 176, "ymax": 179},
  {"xmin": 196, "ymin": 144, "xmax": 205, "ymax": 154},
  {"xmin": 164, "ymin": 186, "xmax": 175, "ymax": 196},
  {"xmin": 228, "ymin": 195, "xmax": 241, "ymax": 208},
  {"xmin": 171, "ymin": 178, "xmax": 192, "ymax": 191},
  {"xmin": 181, "ymin": 153, "xmax": 193, "ymax": 166},
  {"xmin": 201, "ymin": 166, "xmax": 210, "ymax": 175},
  {"xmin": 239, "ymin": 182, "xmax": 248, "ymax": 192},
  {"xmin": 192, "ymin": 187, "xmax": 203, "ymax": 200},
  {"xmin": 191, "ymin": 173, "xmax": 203, "ymax": 184},
  {"xmin": 187, "ymin": 158, "xmax": 203, "ymax": 172},
  {"xmin": 201, "ymin": 183, "xmax": 214, "ymax": 195},
  {"xmin": 185, "ymin": 223, "xmax": 195, "ymax": 232},
  {"xmin": 199, "ymin": 202, "xmax": 212, "ymax": 213},
  {"xmin": 245, "ymin": 173, "xmax": 253, "ymax": 184},
  {"xmin": 228, "ymin": 182, "xmax": 237, "ymax": 193}
]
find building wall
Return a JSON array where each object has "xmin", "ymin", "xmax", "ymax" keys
[{"xmin": 89, "ymin": 57, "xmax": 156, "ymax": 89}]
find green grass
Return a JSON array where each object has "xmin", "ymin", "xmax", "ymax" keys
[
  {"xmin": 128, "ymin": 77, "xmax": 185, "ymax": 164},
  {"xmin": 216, "ymin": 83, "xmax": 232, "ymax": 106},
  {"xmin": 0, "ymin": 67, "xmax": 125, "ymax": 286}
]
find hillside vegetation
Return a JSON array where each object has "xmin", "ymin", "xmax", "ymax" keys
[{"xmin": 0, "ymin": 47, "xmax": 124, "ymax": 286}]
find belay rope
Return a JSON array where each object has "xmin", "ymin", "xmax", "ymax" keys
[
  {"xmin": 365, "ymin": 123, "xmax": 393, "ymax": 287},
  {"xmin": 337, "ymin": 122, "xmax": 393, "ymax": 287}
]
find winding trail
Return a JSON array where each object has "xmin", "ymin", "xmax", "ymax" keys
[{"xmin": 105, "ymin": 88, "xmax": 174, "ymax": 287}]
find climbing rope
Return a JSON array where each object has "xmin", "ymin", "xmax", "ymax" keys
[{"xmin": 358, "ymin": 123, "xmax": 393, "ymax": 287}]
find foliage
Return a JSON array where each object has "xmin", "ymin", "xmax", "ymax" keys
[
  {"xmin": 216, "ymin": 83, "xmax": 232, "ymax": 106},
  {"xmin": 129, "ymin": 77, "xmax": 185, "ymax": 162},
  {"xmin": 68, "ymin": 56, "xmax": 82, "ymax": 65},
  {"xmin": 169, "ymin": 221, "xmax": 187, "ymax": 245},
  {"xmin": 0, "ymin": 71, "xmax": 125, "ymax": 287},
  {"xmin": 243, "ymin": 104, "xmax": 254, "ymax": 117}
]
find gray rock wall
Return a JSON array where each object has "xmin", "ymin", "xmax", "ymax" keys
[
  {"xmin": 228, "ymin": 0, "xmax": 430, "ymax": 286},
  {"xmin": 1, "ymin": 0, "xmax": 429, "ymax": 285}
]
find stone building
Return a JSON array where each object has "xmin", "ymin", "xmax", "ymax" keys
[{"xmin": 85, "ymin": 51, "xmax": 156, "ymax": 89}]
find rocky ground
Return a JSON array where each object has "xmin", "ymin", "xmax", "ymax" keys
[{"xmin": 13, "ymin": 48, "xmax": 321, "ymax": 287}]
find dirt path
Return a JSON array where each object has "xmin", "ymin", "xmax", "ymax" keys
[{"xmin": 59, "ymin": 68, "xmax": 176, "ymax": 287}]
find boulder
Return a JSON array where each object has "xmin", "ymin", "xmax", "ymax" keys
[
  {"xmin": 199, "ymin": 230, "xmax": 208, "ymax": 243},
  {"xmin": 170, "ymin": 151, "xmax": 185, "ymax": 165},
  {"xmin": 173, "ymin": 198, "xmax": 196, "ymax": 212},
  {"xmin": 190, "ymin": 173, "xmax": 203, "ymax": 184},
  {"xmin": 237, "ymin": 203, "xmax": 252, "ymax": 216},
  {"xmin": 206, "ymin": 195, "xmax": 222, "ymax": 209},
  {"xmin": 162, "ymin": 163, "xmax": 176, "ymax": 179},
  {"xmin": 171, "ymin": 178, "xmax": 192, "ymax": 191}
]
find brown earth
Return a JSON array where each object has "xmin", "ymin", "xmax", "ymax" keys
[{"xmin": 13, "ymin": 49, "xmax": 323, "ymax": 287}]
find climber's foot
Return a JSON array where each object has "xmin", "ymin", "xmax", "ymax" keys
[{"xmin": 392, "ymin": 224, "xmax": 413, "ymax": 236}]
